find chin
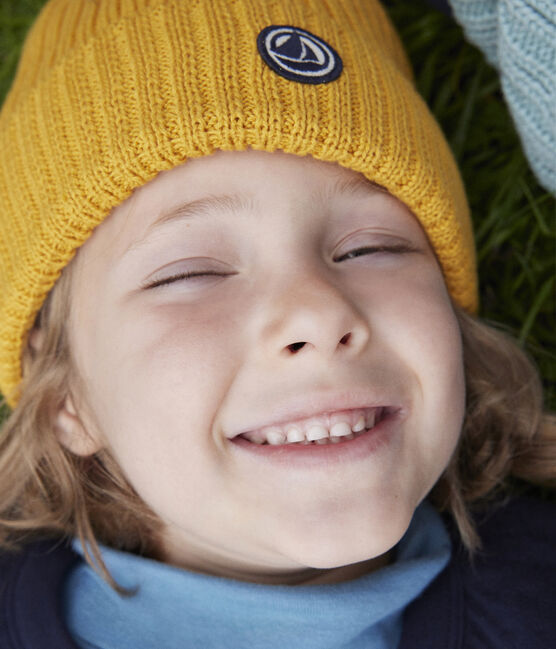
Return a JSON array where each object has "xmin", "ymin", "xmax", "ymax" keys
[{"xmin": 282, "ymin": 510, "xmax": 413, "ymax": 571}]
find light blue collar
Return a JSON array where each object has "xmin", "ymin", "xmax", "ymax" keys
[{"xmin": 64, "ymin": 501, "xmax": 451, "ymax": 649}]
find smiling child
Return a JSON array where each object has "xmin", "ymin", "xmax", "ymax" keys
[{"xmin": 0, "ymin": 1, "xmax": 555, "ymax": 648}]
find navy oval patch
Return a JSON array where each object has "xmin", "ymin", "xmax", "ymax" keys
[{"xmin": 257, "ymin": 25, "xmax": 342, "ymax": 85}]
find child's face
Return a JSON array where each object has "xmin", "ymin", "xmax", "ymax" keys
[{"xmin": 63, "ymin": 149, "xmax": 465, "ymax": 584}]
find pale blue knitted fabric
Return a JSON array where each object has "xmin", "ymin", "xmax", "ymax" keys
[
  {"xmin": 448, "ymin": 0, "xmax": 555, "ymax": 193},
  {"xmin": 63, "ymin": 501, "xmax": 451, "ymax": 649}
]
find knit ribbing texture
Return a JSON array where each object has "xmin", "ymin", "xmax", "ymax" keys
[{"xmin": 449, "ymin": 0, "xmax": 556, "ymax": 194}]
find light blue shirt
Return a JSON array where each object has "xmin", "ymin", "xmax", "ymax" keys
[{"xmin": 63, "ymin": 501, "xmax": 451, "ymax": 649}]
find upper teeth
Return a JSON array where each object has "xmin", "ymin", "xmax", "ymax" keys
[{"xmin": 239, "ymin": 408, "xmax": 378, "ymax": 445}]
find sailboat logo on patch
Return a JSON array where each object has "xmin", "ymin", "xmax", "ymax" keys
[{"xmin": 257, "ymin": 26, "xmax": 343, "ymax": 84}]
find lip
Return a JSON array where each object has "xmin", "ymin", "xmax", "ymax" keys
[
  {"xmin": 224, "ymin": 388, "xmax": 403, "ymax": 440},
  {"xmin": 228, "ymin": 408, "xmax": 401, "ymax": 469}
]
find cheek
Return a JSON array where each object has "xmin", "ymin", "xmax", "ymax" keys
[
  {"xmin": 373, "ymin": 266, "xmax": 464, "ymax": 385},
  {"xmin": 109, "ymin": 300, "xmax": 236, "ymax": 381},
  {"xmin": 410, "ymin": 299, "xmax": 466, "ymax": 484},
  {"xmin": 80, "ymin": 301, "xmax": 243, "ymax": 451},
  {"xmin": 136, "ymin": 302, "xmax": 242, "ymax": 384},
  {"xmin": 76, "ymin": 303, "xmax": 240, "ymax": 510},
  {"xmin": 370, "ymin": 271, "xmax": 466, "ymax": 482}
]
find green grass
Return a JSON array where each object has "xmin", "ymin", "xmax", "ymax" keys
[
  {"xmin": 0, "ymin": 0, "xmax": 46, "ymax": 101},
  {"xmin": 0, "ymin": 0, "xmax": 555, "ymax": 415}
]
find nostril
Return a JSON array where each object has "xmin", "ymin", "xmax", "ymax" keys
[
  {"xmin": 339, "ymin": 333, "xmax": 351, "ymax": 345},
  {"xmin": 287, "ymin": 341, "xmax": 306, "ymax": 353}
]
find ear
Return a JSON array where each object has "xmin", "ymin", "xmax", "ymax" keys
[
  {"xmin": 28, "ymin": 327, "xmax": 45, "ymax": 354},
  {"xmin": 55, "ymin": 393, "xmax": 103, "ymax": 457},
  {"xmin": 29, "ymin": 325, "xmax": 102, "ymax": 456}
]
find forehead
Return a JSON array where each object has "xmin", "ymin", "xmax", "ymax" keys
[{"xmin": 121, "ymin": 149, "xmax": 380, "ymax": 223}]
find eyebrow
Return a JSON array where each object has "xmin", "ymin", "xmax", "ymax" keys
[{"xmin": 124, "ymin": 173, "xmax": 385, "ymax": 257}]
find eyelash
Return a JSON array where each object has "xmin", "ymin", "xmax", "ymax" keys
[
  {"xmin": 144, "ymin": 271, "xmax": 227, "ymax": 290},
  {"xmin": 333, "ymin": 243, "xmax": 418, "ymax": 262},
  {"xmin": 144, "ymin": 245, "xmax": 417, "ymax": 289}
]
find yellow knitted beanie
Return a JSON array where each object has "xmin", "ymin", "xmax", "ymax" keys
[{"xmin": 0, "ymin": 0, "xmax": 477, "ymax": 408}]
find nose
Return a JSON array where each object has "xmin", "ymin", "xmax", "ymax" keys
[{"xmin": 257, "ymin": 266, "xmax": 371, "ymax": 360}]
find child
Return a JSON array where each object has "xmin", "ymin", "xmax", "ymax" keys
[{"xmin": 0, "ymin": 1, "xmax": 554, "ymax": 648}]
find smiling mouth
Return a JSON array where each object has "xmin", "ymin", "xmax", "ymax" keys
[{"xmin": 232, "ymin": 406, "xmax": 395, "ymax": 446}]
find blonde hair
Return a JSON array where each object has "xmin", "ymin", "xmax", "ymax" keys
[
  {"xmin": 0, "ymin": 263, "xmax": 160, "ymax": 588},
  {"xmin": 0, "ymin": 260, "xmax": 554, "ymax": 586}
]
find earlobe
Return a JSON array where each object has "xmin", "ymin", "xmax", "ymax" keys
[
  {"xmin": 55, "ymin": 394, "xmax": 102, "ymax": 457},
  {"xmin": 28, "ymin": 328, "xmax": 45, "ymax": 354}
]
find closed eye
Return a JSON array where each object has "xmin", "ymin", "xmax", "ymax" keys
[
  {"xmin": 143, "ymin": 271, "xmax": 234, "ymax": 289},
  {"xmin": 334, "ymin": 244, "xmax": 419, "ymax": 263},
  {"xmin": 143, "ymin": 244, "xmax": 419, "ymax": 289}
]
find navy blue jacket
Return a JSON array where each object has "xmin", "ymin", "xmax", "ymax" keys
[{"xmin": 1, "ymin": 496, "xmax": 555, "ymax": 648}]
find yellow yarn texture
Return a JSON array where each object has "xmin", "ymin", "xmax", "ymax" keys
[{"xmin": 0, "ymin": 0, "xmax": 477, "ymax": 408}]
